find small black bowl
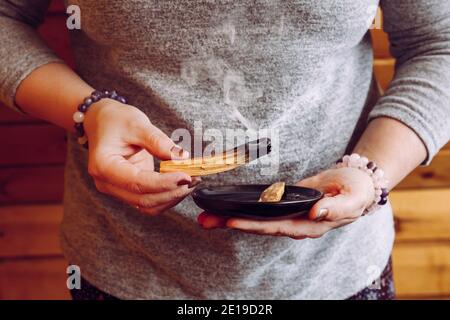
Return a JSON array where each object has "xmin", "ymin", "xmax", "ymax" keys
[{"xmin": 192, "ymin": 185, "xmax": 323, "ymax": 220}]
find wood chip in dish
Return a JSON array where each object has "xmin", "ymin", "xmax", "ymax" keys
[{"xmin": 258, "ymin": 182, "xmax": 286, "ymax": 202}]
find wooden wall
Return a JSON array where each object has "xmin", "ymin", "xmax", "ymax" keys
[
  {"xmin": 0, "ymin": 0, "xmax": 71, "ymax": 300},
  {"xmin": 0, "ymin": 2, "xmax": 449, "ymax": 300},
  {"xmin": 371, "ymin": 16, "xmax": 450, "ymax": 299}
]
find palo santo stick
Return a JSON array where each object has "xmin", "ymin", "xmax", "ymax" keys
[
  {"xmin": 160, "ymin": 138, "xmax": 271, "ymax": 177},
  {"xmin": 160, "ymin": 150, "xmax": 248, "ymax": 176},
  {"xmin": 258, "ymin": 182, "xmax": 286, "ymax": 202}
]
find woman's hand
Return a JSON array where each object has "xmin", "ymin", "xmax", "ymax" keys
[
  {"xmin": 84, "ymin": 99, "xmax": 199, "ymax": 216},
  {"xmin": 198, "ymin": 167, "xmax": 375, "ymax": 239}
]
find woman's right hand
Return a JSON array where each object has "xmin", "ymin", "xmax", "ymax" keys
[{"xmin": 83, "ymin": 99, "xmax": 198, "ymax": 215}]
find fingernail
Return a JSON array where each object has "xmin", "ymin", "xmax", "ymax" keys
[
  {"xmin": 171, "ymin": 145, "xmax": 189, "ymax": 159},
  {"xmin": 316, "ymin": 208, "xmax": 329, "ymax": 221},
  {"xmin": 177, "ymin": 178, "xmax": 192, "ymax": 186},
  {"xmin": 197, "ymin": 212, "xmax": 207, "ymax": 225},
  {"xmin": 188, "ymin": 178, "xmax": 202, "ymax": 189}
]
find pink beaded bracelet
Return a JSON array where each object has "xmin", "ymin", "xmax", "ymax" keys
[{"xmin": 335, "ymin": 153, "xmax": 389, "ymax": 215}]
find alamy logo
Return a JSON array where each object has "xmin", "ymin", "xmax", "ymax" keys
[
  {"xmin": 66, "ymin": 265, "xmax": 81, "ymax": 290},
  {"xmin": 66, "ymin": 5, "xmax": 81, "ymax": 30}
]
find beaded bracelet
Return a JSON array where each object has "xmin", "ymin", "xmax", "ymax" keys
[
  {"xmin": 72, "ymin": 90, "xmax": 127, "ymax": 148},
  {"xmin": 335, "ymin": 153, "xmax": 389, "ymax": 215}
]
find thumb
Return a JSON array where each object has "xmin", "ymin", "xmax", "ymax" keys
[
  {"xmin": 309, "ymin": 193, "xmax": 364, "ymax": 221},
  {"xmin": 295, "ymin": 175, "xmax": 321, "ymax": 189},
  {"xmin": 138, "ymin": 123, "xmax": 190, "ymax": 160}
]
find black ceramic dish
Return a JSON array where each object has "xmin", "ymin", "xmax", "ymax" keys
[{"xmin": 192, "ymin": 185, "xmax": 323, "ymax": 220}]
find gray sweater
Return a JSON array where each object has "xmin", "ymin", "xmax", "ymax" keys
[{"xmin": 1, "ymin": 0, "xmax": 449, "ymax": 299}]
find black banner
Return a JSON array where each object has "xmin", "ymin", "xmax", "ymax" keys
[{"xmin": 0, "ymin": 300, "xmax": 447, "ymax": 319}]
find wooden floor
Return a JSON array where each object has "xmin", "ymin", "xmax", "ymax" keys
[{"xmin": 1, "ymin": 2, "xmax": 450, "ymax": 299}]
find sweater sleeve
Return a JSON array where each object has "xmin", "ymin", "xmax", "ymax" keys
[
  {"xmin": 371, "ymin": 0, "xmax": 450, "ymax": 164},
  {"xmin": 0, "ymin": 0, "xmax": 63, "ymax": 113}
]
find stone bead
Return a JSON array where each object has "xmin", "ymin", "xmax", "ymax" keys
[
  {"xmin": 91, "ymin": 90, "xmax": 103, "ymax": 101},
  {"xmin": 378, "ymin": 197, "xmax": 388, "ymax": 205},
  {"xmin": 360, "ymin": 157, "xmax": 369, "ymax": 168},
  {"xmin": 342, "ymin": 155, "xmax": 350, "ymax": 164},
  {"xmin": 116, "ymin": 95, "xmax": 127, "ymax": 104},
  {"xmin": 75, "ymin": 127, "xmax": 85, "ymax": 137},
  {"xmin": 74, "ymin": 122, "xmax": 83, "ymax": 131},
  {"xmin": 73, "ymin": 111, "xmax": 85, "ymax": 123},
  {"xmin": 78, "ymin": 135, "xmax": 88, "ymax": 145},
  {"xmin": 109, "ymin": 90, "xmax": 118, "ymax": 100},
  {"xmin": 375, "ymin": 189, "xmax": 382, "ymax": 197},
  {"xmin": 373, "ymin": 168, "xmax": 384, "ymax": 179},
  {"xmin": 349, "ymin": 153, "xmax": 360, "ymax": 161},
  {"xmin": 78, "ymin": 104, "xmax": 88, "ymax": 112},
  {"xmin": 348, "ymin": 156, "xmax": 360, "ymax": 168},
  {"xmin": 84, "ymin": 97, "xmax": 93, "ymax": 107},
  {"xmin": 373, "ymin": 179, "xmax": 383, "ymax": 190},
  {"xmin": 381, "ymin": 188, "xmax": 389, "ymax": 198},
  {"xmin": 74, "ymin": 123, "xmax": 84, "ymax": 137},
  {"xmin": 367, "ymin": 161, "xmax": 375, "ymax": 169}
]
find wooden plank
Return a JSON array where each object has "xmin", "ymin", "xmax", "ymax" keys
[
  {"xmin": 0, "ymin": 106, "xmax": 41, "ymax": 124},
  {"xmin": 0, "ymin": 165, "xmax": 64, "ymax": 204},
  {"xmin": 397, "ymin": 150, "xmax": 450, "ymax": 189},
  {"xmin": 0, "ymin": 3, "xmax": 74, "ymax": 125},
  {"xmin": 373, "ymin": 58, "xmax": 395, "ymax": 92},
  {"xmin": 397, "ymin": 294, "xmax": 450, "ymax": 300},
  {"xmin": 393, "ymin": 243, "xmax": 450, "ymax": 298},
  {"xmin": 391, "ymin": 189, "xmax": 450, "ymax": 242},
  {"xmin": 0, "ymin": 204, "xmax": 63, "ymax": 257},
  {"xmin": 371, "ymin": 28, "xmax": 391, "ymax": 59},
  {"xmin": 0, "ymin": 257, "xmax": 70, "ymax": 300},
  {"xmin": 0, "ymin": 124, "xmax": 66, "ymax": 166}
]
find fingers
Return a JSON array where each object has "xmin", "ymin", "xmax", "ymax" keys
[
  {"xmin": 226, "ymin": 218, "xmax": 336, "ymax": 240},
  {"xmin": 198, "ymin": 212, "xmax": 228, "ymax": 229},
  {"xmin": 136, "ymin": 123, "xmax": 189, "ymax": 160},
  {"xmin": 309, "ymin": 193, "xmax": 365, "ymax": 221},
  {"xmin": 138, "ymin": 196, "xmax": 187, "ymax": 216},
  {"xmin": 95, "ymin": 180, "xmax": 194, "ymax": 214},
  {"xmin": 198, "ymin": 212, "xmax": 357, "ymax": 240},
  {"xmin": 90, "ymin": 154, "xmax": 192, "ymax": 193}
]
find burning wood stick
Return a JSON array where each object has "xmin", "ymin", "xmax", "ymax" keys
[{"xmin": 160, "ymin": 138, "xmax": 271, "ymax": 177}]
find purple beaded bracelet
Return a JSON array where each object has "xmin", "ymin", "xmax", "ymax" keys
[
  {"xmin": 335, "ymin": 153, "xmax": 389, "ymax": 215},
  {"xmin": 72, "ymin": 90, "xmax": 127, "ymax": 148}
]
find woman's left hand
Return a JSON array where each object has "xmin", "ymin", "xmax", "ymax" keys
[{"xmin": 198, "ymin": 167, "xmax": 376, "ymax": 240}]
